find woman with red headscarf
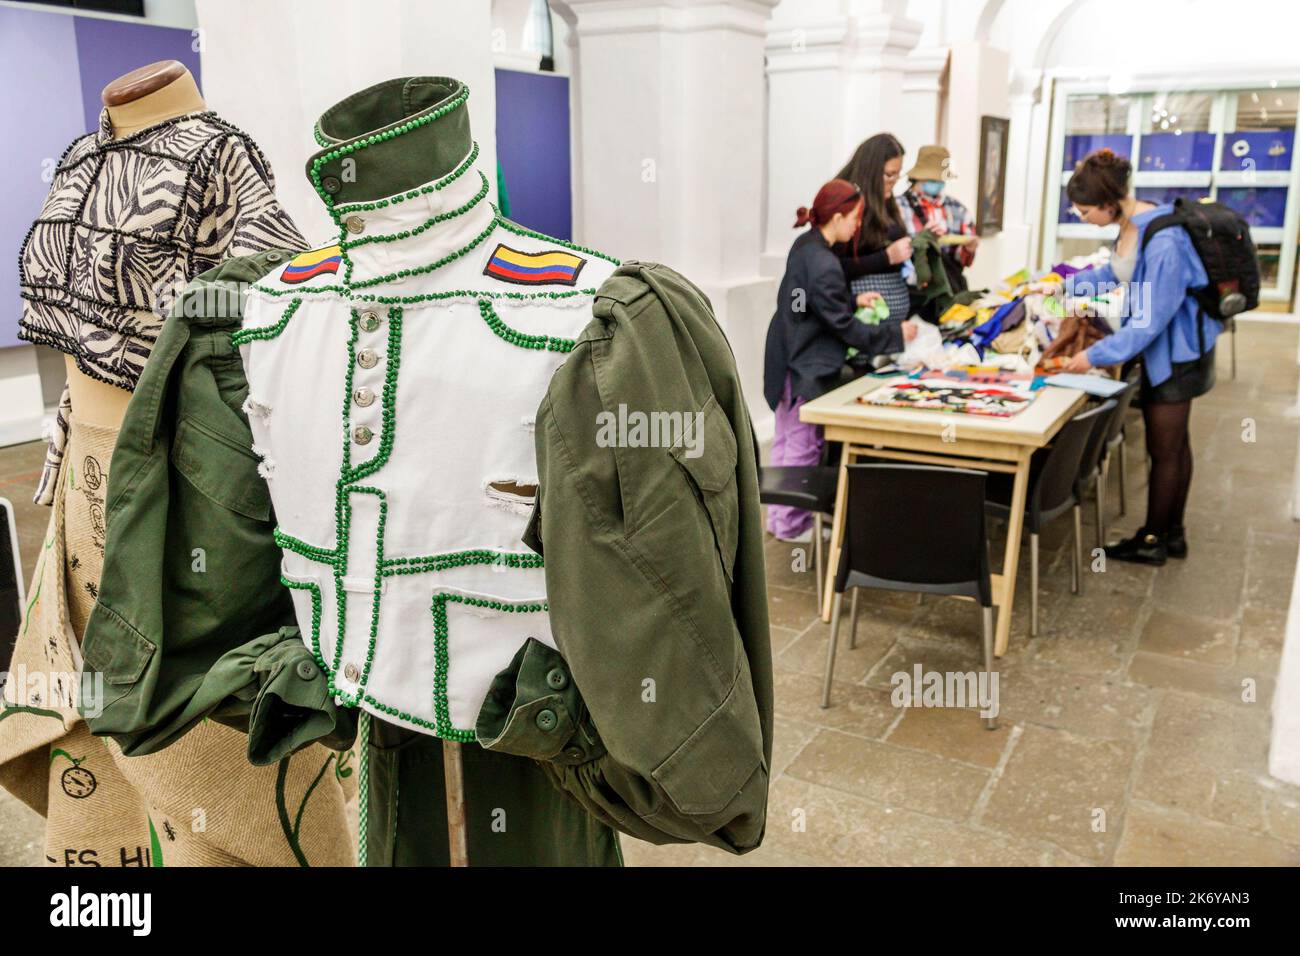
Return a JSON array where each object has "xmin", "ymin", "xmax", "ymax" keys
[{"xmin": 763, "ymin": 178, "xmax": 918, "ymax": 541}]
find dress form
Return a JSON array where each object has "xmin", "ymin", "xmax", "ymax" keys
[{"xmin": 63, "ymin": 61, "xmax": 206, "ymax": 429}]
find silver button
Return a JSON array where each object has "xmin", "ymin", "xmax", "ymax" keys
[
  {"xmin": 344, "ymin": 663, "xmax": 360, "ymax": 681},
  {"xmin": 357, "ymin": 348, "xmax": 378, "ymax": 369},
  {"xmin": 353, "ymin": 425, "xmax": 374, "ymax": 445},
  {"xmin": 359, "ymin": 310, "xmax": 382, "ymax": 333},
  {"xmin": 353, "ymin": 387, "xmax": 375, "ymax": 408},
  {"xmin": 345, "ymin": 215, "xmax": 365, "ymax": 234}
]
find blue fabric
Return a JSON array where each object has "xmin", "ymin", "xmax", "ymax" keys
[
  {"xmin": 1066, "ymin": 204, "xmax": 1216, "ymax": 386},
  {"xmin": 971, "ymin": 298, "xmax": 1022, "ymax": 348}
]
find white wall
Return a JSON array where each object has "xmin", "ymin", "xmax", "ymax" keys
[{"xmin": 195, "ymin": 0, "xmax": 497, "ymax": 246}]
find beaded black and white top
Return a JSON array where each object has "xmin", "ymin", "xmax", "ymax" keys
[{"xmin": 18, "ymin": 109, "xmax": 305, "ymax": 504}]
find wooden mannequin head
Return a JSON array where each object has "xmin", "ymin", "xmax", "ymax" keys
[{"xmin": 102, "ymin": 60, "xmax": 189, "ymax": 106}]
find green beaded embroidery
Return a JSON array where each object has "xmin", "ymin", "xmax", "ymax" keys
[
  {"xmin": 231, "ymin": 297, "xmax": 302, "ymax": 347},
  {"xmin": 477, "ymin": 299, "xmax": 575, "ymax": 353},
  {"xmin": 332, "ymin": 142, "xmax": 481, "ymax": 216},
  {"xmin": 340, "ymin": 172, "xmax": 489, "ymax": 254},
  {"xmin": 430, "ymin": 593, "xmax": 548, "ymax": 740}
]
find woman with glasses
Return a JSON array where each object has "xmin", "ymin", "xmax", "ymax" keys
[
  {"xmin": 763, "ymin": 179, "xmax": 917, "ymax": 542},
  {"xmin": 833, "ymin": 133, "xmax": 914, "ymax": 329},
  {"xmin": 1059, "ymin": 148, "xmax": 1219, "ymax": 565}
]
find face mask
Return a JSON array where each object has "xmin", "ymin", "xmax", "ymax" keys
[{"xmin": 921, "ymin": 180, "xmax": 944, "ymax": 197}]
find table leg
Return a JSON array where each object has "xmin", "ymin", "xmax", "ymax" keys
[
  {"xmin": 820, "ymin": 442, "xmax": 852, "ymax": 622},
  {"xmin": 995, "ymin": 450, "xmax": 1031, "ymax": 657}
]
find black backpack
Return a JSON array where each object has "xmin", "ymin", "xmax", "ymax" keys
[{"xmin": 1141, "ymin": 197, "xmax": 1260, "ymax": 321}]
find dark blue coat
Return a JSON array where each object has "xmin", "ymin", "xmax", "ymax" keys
[{"xmin": 763, "ymin": 228, "xmax": 903, "ymax": 410}]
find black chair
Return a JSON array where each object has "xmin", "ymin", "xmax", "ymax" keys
[
  {"xmin": 759, "ymin": 466, "xmax": 839, "ymax": 606},
  {"xmin": 1099, "ymin": 369, "xmax": 1142, "ymax": 528},
  {"xmin": 1074, "ymin": 398, "xmax": 1122, "ymax": 551},
  {"xmin": 821, "ymin": 464, "xmax": 997, "ymax": 730},
  {"xmin": 984, "ymin": 401, "xmax": 1112, "ymax": 637}
]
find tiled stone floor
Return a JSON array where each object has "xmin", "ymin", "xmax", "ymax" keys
[{"xmin": 3, "ymin": 322, "xmax": 1299, "ymax": 866}]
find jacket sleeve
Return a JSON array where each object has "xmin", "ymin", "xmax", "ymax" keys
[
  {"xmin": 1084, "ymin": 234, "xmax": 1194, "ymax": 368},
  {"xmin": 477, "ymin": 264, "xmax": 772, "ymax": 854},
  {"xmin": 79, "ymin": 253, "xmax": 355, "ymax": 765},
  {"xmin": 811, "ymin": 253, "xmax": 904, "ymax": 356}
]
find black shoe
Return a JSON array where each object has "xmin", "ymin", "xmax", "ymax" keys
[
  {"xmin": 1166, "ymin": 525, "xmax": 1188, "ymax": 559},
  {"xmin": 1104, "ymin": 529, "xmax": 1168, "ymax": 566}
]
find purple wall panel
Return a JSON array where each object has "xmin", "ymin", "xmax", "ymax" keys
[
  {"xmin": 495, "ymin": 69, "xmax": 572, "ymax": 240},
  {"xmin": 0, "ymin": 7, "xmax": 85, "ymax": 349}
]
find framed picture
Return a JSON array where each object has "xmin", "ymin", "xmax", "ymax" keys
[{"xmin": 977, "ymin": 115, "xmax": 1010, "ymax": 236}]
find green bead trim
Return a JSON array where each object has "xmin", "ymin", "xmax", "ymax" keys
[
  {"xmin": 248, "ymin": 283, "xmax": 600, "ymax": 305},
  {"xmin": 430, "ymin": 592, "xmax": 548, "ymax": 741},
  {"xmin": 343, "ymin": 307, "xmax": 401, "ymax": 483},
  {"xmin": 477, "ymin": 299, "xmax": 575, "ymax": 353},
  {"xmin": 232, "ymin": 297, "xmax": 303, "ymax": 347},
  {"xmin": 493, "ymin": 213, "xmax": 621, "ymax": 266},
  {"xmin": 280, "ymin": 576, "xmax": 327, "ymax": 675},
  {"xmin": 346, "ymin": 217, "xmax": 499, "ymax": 290},
  {"xmin": 341, "ymin": 171, "xmax": 489, "ymax": 253},
  {"xmin": 308, "ymin": 84, "xmax": 471, "ymax": 211},
  {"xmin": 383, "ymin": 549, "xmax": 545, "ymax": 575},
  {"xmin": 333, "ymin": 142, "xmax": 481, "ymax": 216}
]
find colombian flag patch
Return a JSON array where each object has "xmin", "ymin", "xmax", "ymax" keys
[
  {"xmin": 483, "ymin": 244, "xmax": 586, "ymax": 286},
  {"xmin": 281, "ymin": 245, "xmax": 342, "ymax": 284}
]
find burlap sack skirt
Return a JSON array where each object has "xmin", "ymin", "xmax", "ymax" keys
[{"xmin": 0, "ymin": 416, "xmax": 356, "ymax": 866}]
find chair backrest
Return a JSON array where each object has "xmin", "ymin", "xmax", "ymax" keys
[
  {"xmin": 1075, "ymin": 398, "xmax": 1119, "ymax": 487},
  {"xmin": 837, "ymin": 463, "xmax": 991, "ymax": 603},
  {"xmin": 1032, "ymin": 401, "xmax": 1112, "ymax": 518},
  {"xmin": 1102, "ymin": 373, "xmax": 1140, "ymax": 446}
]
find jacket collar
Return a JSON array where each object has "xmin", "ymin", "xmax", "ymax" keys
[{"xmin": 307, "ymin": 77, "xmax": 497, "ymax": 285}]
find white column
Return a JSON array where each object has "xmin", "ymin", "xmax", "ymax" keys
[
  {"xmin": 559, "ymin": 0, "xmax": 781, "ymax": 436},
  {"xmin": 898, "ymin": 46, "xmax": 950, "ymax": 164},
  {"xmin": 998, "ymin": 66, "xmax": 1043, "ymax": 276}
]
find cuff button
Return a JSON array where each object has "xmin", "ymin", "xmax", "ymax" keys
[
  {"xmin": 535, "ymin": 708, "xmax": 558, "ymax": 732},
  {"xmin": 545, "ymin": 668, "xmax": 568, "ymax": 691}
]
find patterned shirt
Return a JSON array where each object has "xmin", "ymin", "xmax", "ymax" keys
[
  {"xmin": 18, "ymin": 109, "xmax": 305, "ymax": 503},
  {"xmin": 897, "ymin": 189, "xmax": 978, "ymax": 268}
]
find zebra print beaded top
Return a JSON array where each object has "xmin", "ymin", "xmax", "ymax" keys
[{"xmin": 18, "ymin": 109, "xmax": 306, "ymax": 392}]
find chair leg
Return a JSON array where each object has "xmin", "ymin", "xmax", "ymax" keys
[
  {"xmin": 916, "ymin": 592, "xmax": 924, "ymax": 606},
  {"xmin": 1030, "ymin": 532, "xmax": 1040, "ymax": 638},
  {"xmin": 1118, "ymin": 441, "xmax": 1128, "ymax": 516},
  {"xmin": 982, "ymin": 606, "xmax": 997, "ymax": 731},
  {"xmin": 1071, "ymin": 505, "xmax": 1082, "ymax": 595},
  {"xmin": 849, "ymin": 587, "xmax": 860, "ymax": 650},
  {"xmin": 1231, "ymin": 324, "xmax": 1237, "ymax": 380},
  {"xmin": 821, "ymin": 591, "xmax": 844, "ymax": 709},
  {"xmin": 1094, "ymin": 479, "xmax": 1104, "ymax": 553},
  {"xmin": 1099, "ymin": 457, "xmax": 1110, "ymax": 545},
  {"xmin": 813, "ymin": 513, "xmax": 824, "ymax": 610}
]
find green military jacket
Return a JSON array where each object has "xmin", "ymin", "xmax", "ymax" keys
[
  {"xmin": 476, "ymin": 262, "xmax": 774, "ymax": 854},
  {"xmin": 79, "ymin": 254, "xmax": 356, "ymax": 763}
]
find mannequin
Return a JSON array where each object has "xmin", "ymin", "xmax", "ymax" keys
[
  {"xmin": 61, "ymin": 61, "xmax": 207, "ymax": 431},
  {"xmin": 3, "ymin": 61, "xmax": 354, "ymax": 868}
]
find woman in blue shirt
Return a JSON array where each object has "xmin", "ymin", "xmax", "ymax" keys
[{"xmin": 1062, "ymin": 149, "xmax": 1219, "ymax": 565}]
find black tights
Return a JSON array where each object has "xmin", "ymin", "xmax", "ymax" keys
[{"xmin": 1142, "ymin": 398, "xmax": 1193, "ymax": 534}]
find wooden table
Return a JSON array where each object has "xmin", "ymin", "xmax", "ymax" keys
[{"xmin": 799, "ymin": 375, "xmax": 1087, "ymax": 656}]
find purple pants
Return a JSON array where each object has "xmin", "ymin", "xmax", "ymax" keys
[{"xmin": 766, "ymin": 375, "xmax": 825, "ymax": 539}]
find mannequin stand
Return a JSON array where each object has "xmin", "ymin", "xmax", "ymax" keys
[{"xmin": 443, "ymin": 740, "xmax": 469, "ymax": 866}]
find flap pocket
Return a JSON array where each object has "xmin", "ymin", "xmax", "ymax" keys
[
  {"xmin": 652, "ymin": 664, "xmax": 765, "ymax": 816},
  {"xmin": 171, "ymin": 415, "xmax": 271, "ymax": 522},
  {"xmin": 671, "ymin": 396, "xmax": 739, "ymax": 578},
  {"xmin": 82, "ymin": 602, "xmax": 156, "ymax": 686}
]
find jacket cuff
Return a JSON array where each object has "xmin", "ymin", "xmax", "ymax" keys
[
  {"xmin": 247, "ymin": 629, "xmax": 356, "ymax": 765},
  {"xmin": 475, "ymin": 637, "xmax": 605, "ymax": 766}
]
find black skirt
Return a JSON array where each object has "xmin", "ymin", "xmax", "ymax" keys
[{"xmin": 1141, "ymin": 348, "xmax": 1216, "ymax": 404}]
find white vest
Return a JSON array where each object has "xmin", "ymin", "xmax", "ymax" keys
[{"xmin": 235, "ymin": 144, "xmax": 618, "ymax": 740}]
